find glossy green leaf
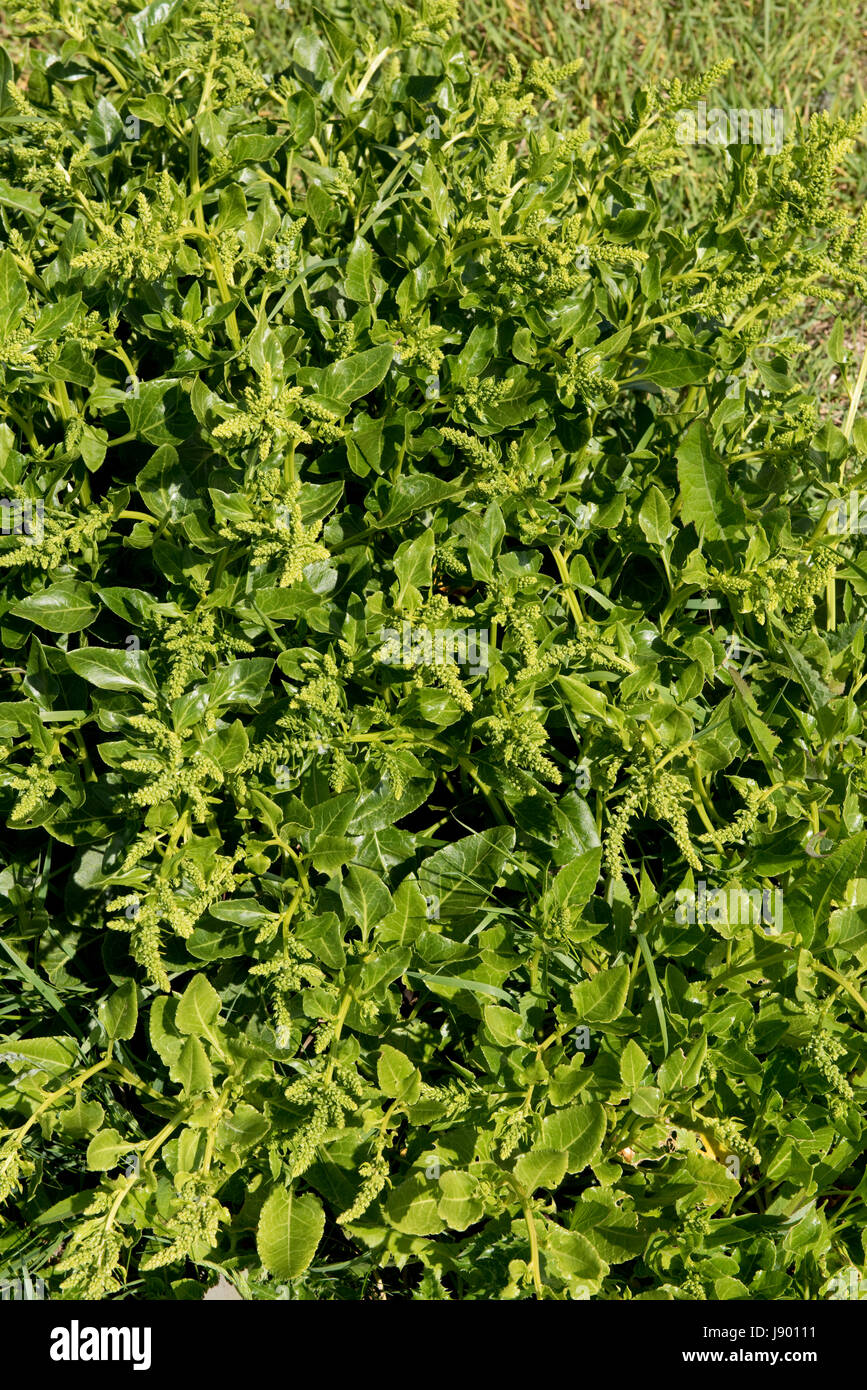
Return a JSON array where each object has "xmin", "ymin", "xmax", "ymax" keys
[{"xmin": 256, "ymin": 1188, "xmax": 326, "ymax": 1279}]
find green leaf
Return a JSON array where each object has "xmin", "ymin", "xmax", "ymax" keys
[
  {"xmin": 419, "ymin": 157, "xmax": 451, "ymax": 227},
  {"xmin": 87, "ymin": 96, "xmax": 124, "ymax": 150},
  {"xmin": 781, "ymin": 640, "xmax": 834, "ymax": 711},
  {"xmin": 150, "ymin": 997, "xmax": 184, "ymax": 1068},
  {"xmin": 417, "ymin": 827, "xmax": 515, "ymax": 920},
  {"xmin": 543, "ymin": 1222, "xmax": 608, "ymax": 1283},
  {"xmin": 376, "ymin": 1044, "xmax": 420, "ymax": 1101},
  {"xmin": 123, "ymin": 379, "xmax": 176, "ymax": 443},
  {"xmin": 643, "ymin": 345, "xmax": 713, "ymax": 389},
  {"xmin": 136, "ymin": 444, "xmax": 196, "ymax": 520},
  {"xmin": 619, "ymin": 1039, "xmax": 649, "ymax": 1089},
  {"xmin": 66, "ymin": 647, "xmax": 159, "ymax": 698},
  {"xmin": 343, "ymin": 236, "xmax": 375, "ymax": 303},
  {"xmin": 386, "ymin": 1174, "xmax": 445, "ymax": 1235},
  {"xmin": 540, "ymin": 1102, "xmax": 605, "ymax": 1173},
  {"xmin": 294, "ymin": 912, "xmax": 346, "ymax": 968},
  {"xmin": 313, "ymin": 345, "xmax": 393, "ymax": 410},
  {"xmin": 126, "ymin": 92, "xmax": 172, "ymax": 126},
  {"xmin": 60, "ymin": 1095, "xmax": 105, "ymax": 1139},
  {"xmin": 437, "ymin": 1170, "xmax": 483, "ymax": 1231},
  {"xmin": 86, "ymin": 1128, "xmax": 131, "ymax": 1171},
  {"xmin": 216, "ymin": 1102, "xmax": 269, "ymax": 1151},
  {"xmin": 805, "ymin": 832, "xmax": 867, "ymax": 926},
  {"xmin": 827, "ymin": 317, "xmax": 846, "ymax": 365},
  {"xmin": 683, "ymin": 1152, "xmax": 741, "ymax": 1207},
  {"xmin": 513, "ymin": 1147, "xmax": 568, "ymax": 1194},
  {"xmin": 0, "ymin": 1036, "xmax": 78, "ymax": 1076},
  {"xmin": 0, "ymin": 179, "xmax": 41, "ymax": 216},
  {"xmin": 569, "ymin": 965, "xmax": 630, "ymax": 1023},
  {"xmin": 640, "ymin": 254, "xmax": 661, "ymax": 301},
  {"xmin": 175, "ymin": 974, "xmax": 222, "ymax": 1038},
  {"xmin": 340, "ymin": 864, "xmax": 394, "ymax": 935},
  {"xmin": 0, "ymin": 249, "xmax": 28, "ymax": 339},
  {"xmin": 128, "ymin": 0, "xmax": 183, "ymax": 50},
  {"xmin": 256, "ymin": 1188, "xmax": 326, "ymax": 1279},
  {"xmin": 173, "ymin": 1034, "xmax": 213, "ymax": 1093},
  {"xmin": 638, "ymin": 485, "xmax": 671, "ymax": 547},
  {"xmin": 377, "ymin": 472, "xmax": 458, "ymax": 527},
  {"xmin": 676, "ymin": 421, "xmax": 739, "ymax": 538},
  {"xmin": 549, "ymin": 849, "xmax": 602, "ymax": 912},
  {"xmin": 380, "ymin": 876, "xmax": 429, "ymax": 945},
  {"xmin": 409, "ymin": 969, "xmax": 514, "ymax": 1003},
  {"xmin": 394, "ymin": 529, "xmax": 435, "ymax": 600},
  {"xmin": 98, "ymin": 981, "xmax": 138, "ymax": 1041},
  {"xmin": 734, "ymin": 690, "xmax": 780, "ymax": 772},
  {"xmin": 483, "ymin": 1003, "xmax": 524, "ymax": 1046},
  {"xmin": 465, "ymin": 501, "xmax": 505, "ymax": 582},
  {"xmin": 201, "ymin": 718, "xmax": 248, "ymax": 773},
  {"xmin": 558, "ymin": 675, "xmax": 609, "ymax": 723},
  {"xmin": 205, "ymin": 659, "xmax": 274, "ymax": 707}
]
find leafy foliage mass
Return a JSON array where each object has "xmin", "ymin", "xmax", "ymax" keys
[{"xmin": 2, "ymin": 0, "xmax": 867, "ymax": 1301}]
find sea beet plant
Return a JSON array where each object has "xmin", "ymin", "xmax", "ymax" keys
[{"xmin": 1, "ymin": 0, "xmax": 867, "ymax": 1301}]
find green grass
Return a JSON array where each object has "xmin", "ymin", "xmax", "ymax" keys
[
  {"xmin": 243, "ymin": 0, "xmax": 867, "ymax": 221},
  {"xmin": 246, "ymin": 0, "xmax": 867, "ymax": 122},
  {"xmin": 242, "ymin": 0, "xmax": 867, "ymax": 416},
  {"xmin": 4, "ymin": 0, "xmax": 864, "ymax": 413}
]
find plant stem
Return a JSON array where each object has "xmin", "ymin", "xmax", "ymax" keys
[
  {"xmin": 105, "ymin": 1116, "xmax": 182, "ymax": 1228},
  {"xmin": 502, "ymin": 1174, "xmax": 544, "ymax": 1297},
  {"xmin": 325, "ymin": 993, "xmax": 353, "ymax": 1083},
  {"xmin": 1, "ymin": 1056, "xmax": 113, "ymax": 1154},
  {"xmin": 550, "ymin": 545, "xmax": 585, "ymax": 625},
  {"xmin": 813, "ymin": 962, "xmax": 867, "ymax": 1018},
  {"xmin": 843, "ymin": 336, "xmax": 867, "ymax": 445},
  {"xmin": 457, "ymin": 757, "xmax": 508, "ymax": 825}
]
